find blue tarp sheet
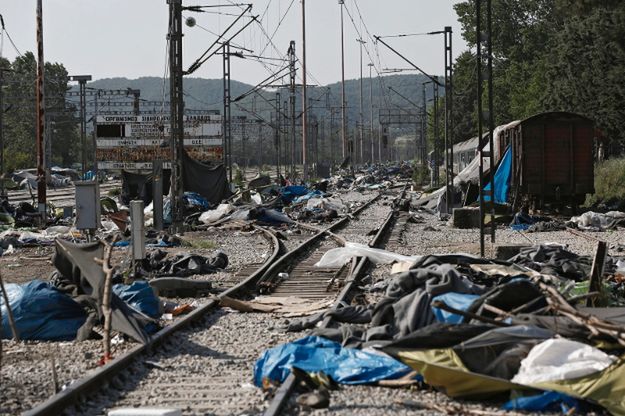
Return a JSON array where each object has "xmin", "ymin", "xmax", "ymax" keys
[
  {"xmin": 431, "ymin": 292, "xmax": 480, "ymax": 324},
  {"xmin": 254, "ymin": 335, "xmax": 412, "ymax": 386},
  {"xmin": 280, "ymin": 186, "xmax": 309, "ymax": 204},
  {"xmin": 113, "ymin": 281, "xmax": 161, "ymax": 319},
  {"xmin": 484, "ymin": 146, "xmax": 512, "ymax": 204},
  {"xmin": 1, "ymin": 280, "xmax": 86, "ymax": 341},
  {"xmin": 503, "ymin": 391, "xmax": 581, "ymax": 413}
]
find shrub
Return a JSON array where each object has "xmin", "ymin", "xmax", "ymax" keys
[{"xmin": 585, "ymin": 158, "xmax": 625, "ymax": 207}]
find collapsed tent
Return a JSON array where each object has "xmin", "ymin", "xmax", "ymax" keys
[
  {"xmin": 52, "ymin": 239, "xmax": 153, "ymax": 343},
  {"xmin": 121, "ymin": 170, "xmax": 171, "ymax": 205},
  {"xmin": 182, "ymin": 151, "xmax": 231, "ymax": 205},
  {"xmin": 276, "ymin": 245, "xmax": 625, "ymax": 414},
  {"xmin": 1, "ymin": 280, "xmax": 87, "ymax": 341}
]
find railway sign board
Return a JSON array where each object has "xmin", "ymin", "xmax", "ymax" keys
[{"xmin": 95, "ymin": 114, "xmax": 223, "ymax": 170}]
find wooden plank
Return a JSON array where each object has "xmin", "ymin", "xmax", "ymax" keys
[{"xmin": 587, "ymin": 240, "xmax": 608, "ymax": 307}]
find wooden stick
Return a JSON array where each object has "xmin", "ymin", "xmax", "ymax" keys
[
  {"xmin": 95, "ymin": 236, "xmax": 118, "ymax": 363},
  {"xmin": 587, "ymin": 240, "xmax": 607, "ymax": 307},
  {"xmin": 0, "ymin": 271, "xmax": 20, "ymax": 341}
]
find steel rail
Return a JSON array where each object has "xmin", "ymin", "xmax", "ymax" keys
[
  {"xmin": 24, "ymin": 224, "xmax": 281, "ymax": 416},
  {"xmin": 263, "ymin": 186, "xmax": 407, "ymax": 416},
  {"xmin": 256, "ymin": 192, "xmax": 383, "ymax": 292}
]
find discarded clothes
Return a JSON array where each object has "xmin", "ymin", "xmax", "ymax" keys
[
  {"xmin": 1, "ymin": 280, "xmax": 86, "ymax": 341},
  {"xmin": 254, "ymin": 335, "xmax": 412, "ymax": 387},
  {"xmin": 140, "ymin": 250, "xmax": 228, "ymax": 278}
]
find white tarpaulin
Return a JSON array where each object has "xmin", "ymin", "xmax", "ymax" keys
[{"xmin": 315, "ymin": 242, "xmax": 420, "ymax": 268}]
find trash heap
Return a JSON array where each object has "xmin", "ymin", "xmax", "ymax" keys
[
  {"xmin": 255, "ymin": 244, "xmax": 625, "ymax": 414},
  {"xmin": 1, "ymin": 237, "xmax": 228, "ymax": 344}
]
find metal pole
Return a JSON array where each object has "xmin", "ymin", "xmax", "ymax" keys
[
  {"xmin": 301, "ymin": 0, "xmax": 308, "ymax": 181},
  {"xmin": 153, "ymin": 160, "xmax": 164, "ymax": 231},
  {"xmin": 288, "ymin": 41, "xmax": 296, "ymax": 178},
  {"xmin": 339, "ymin": 0, "xmax": 347, "ymax": 159},
  {"xmin": 477, "ymin": 0, "xmax": 485, "ymax": 256},
  {"xmin": 487, "ymin": 0, "xmax": 495, "ymax": 244},
  {"xmin": 433, "ymin": 79, "xmax": 440, "ymax": 187},
  {"xmin": 0, "ymin": 69, "xmax": 5, "ymax": 195},
  {"xmin": 357, "ymin": 38, "xmax": 365, "ymax": 165},
  {"xmin": 422, "ymin": 82, "xmax": 427, "ymax": 167},
  {"xmin": 368, "ymin": 63, "xmax": 374, "ymax": 165},
  {"xmin": 168, "ymin": 0, "xmax": 185, "ymax": 233},
  {"xmin": 35, "ymin": 0, "xmax": 46, "ymax": 221}
]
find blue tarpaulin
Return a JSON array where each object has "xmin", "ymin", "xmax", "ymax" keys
[
  {"xmin": 1, "ymin": 280, "xmax": 86, "ymax": 341},
  {"xmin": 254, "ymin": 336, "xmax": 412, "ymax": 386},
  {"xmin": 503, "ymin": 391, "xmax": 581, "ymax": 413},
  {"xmin": 484, "ymin": 146, "xmax": 512, "ymax": 204},
  {"xmin": 113, "ymin": 281, "xmax": 161, "ymax": 319},
  {"xmin": 280, "ymin": 186, "xmax": 309, "ymax": 204},
  {"xmin": 431, "ymin": 292, "xmax": 480, "ymax": 324}
]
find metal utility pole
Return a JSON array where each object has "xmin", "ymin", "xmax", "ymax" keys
[
  {"xmin": 69, "ymin": 75, "xmax": 92, "ymax": 175},
  {"xmin": 222, "ymin": 41, "xmax": 232, "ymax": 182},
  {"xmin": 35, "ymin": 0, "xmax": 46, "ymax": 221},
  {"xmin": 444, "ymin": 26, "xmax": 454, "ymax": 214},
  {"xmin": 301, "ymin": 0, "xmax": 309, "ymax": 180},
  {"xmin": 421, "ymin": 82, "xmax": 427, "ymax": 167},
  {"xmin": 288, "ymin": 41, "xmax": 296, "ymax": 178},
  {"xmin": 130, "ymin": 88, "xmax": 141, "ymax": 115},
  {"xmin": 167, "ymin": 0, "xmax": 185, "ymax": 233},
  {"xmin": 257, "ymin": 120, "xmax": 263, "ymax": 174},
  {"xmin": 339, "ymin": 0, "xmax": 347, "ymax": 160},
  {"xmin": 368, "ymin": 63, "xmax": 375, "ymax": 164},
  {"xmin": 0, "ymin": 68, "xmax": 6, "ymax": 195},
  {"xmin": 274, "ymin": 92, "xmax": 281, "ymax": 180},
  {"xmin": 477, "ymin": 0, "xmax": 496, "ymax": 256},
  {"xmin": 433, "ymin": 77, "xmax": 440, "ymax": 187},
  {"xmin": 357, "ymin": 38, "xmax": 365, "ymax": 164}
]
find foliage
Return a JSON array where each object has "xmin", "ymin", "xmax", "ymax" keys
[
  {"xmin": 585, "ymin": 158, "xmax": 625, "ymax": 207},
  {"xmin": 2, "ymin": 53, "xmax": 80, "ymax": 171},
  {"xmin": 452, "ymin": 0, "xmax": 625, "ymax": 152}
]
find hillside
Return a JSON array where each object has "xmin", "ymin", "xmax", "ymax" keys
[{"xmin": 84, "ymin": 73, "xmax": 443, "ymax": 128}]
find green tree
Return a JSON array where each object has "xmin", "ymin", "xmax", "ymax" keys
[{"xmin": 3, "ymin": 52, "xmax": 79, "ymax": 171}]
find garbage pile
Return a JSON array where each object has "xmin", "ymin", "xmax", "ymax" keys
[{"xmin": 255, "ymin": 244, "xmax": 625, "ymax": 414}]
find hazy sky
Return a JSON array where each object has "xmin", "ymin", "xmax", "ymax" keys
[{"xmin": 0, "ymin": 1, "xmax": 467, "ymax": 86}]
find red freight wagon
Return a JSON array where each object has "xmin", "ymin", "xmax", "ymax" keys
[{"xmin": 497, "ymin": 112, "xmax": 595, "ymax": 209}]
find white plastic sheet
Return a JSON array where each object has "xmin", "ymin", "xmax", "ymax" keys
[
  {"xmin": 512, "ymin": 338, "xmax": 615, "ymax": 384},
  {"xmin": 306, "ymin": 197, "xmax": 346, "ymax": 213},
  {"xmin": 315, "ymin": 242, "xmax": 419, "ymax": 268},
  {"xmin": 199, "ymin": 203, "xmax": 235, "ymax": 224},
  {"xmin": 569, "ymin": 211, "xmax": 625, "ymax": 231}
]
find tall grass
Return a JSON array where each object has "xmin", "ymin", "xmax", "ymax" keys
[{"xmin": 585, "ymin": 158, "xmax": 625, "ymax": 206}]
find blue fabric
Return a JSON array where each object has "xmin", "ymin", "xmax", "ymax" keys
[
  {"xmin": 113, "ymin": 281, "xmax": 161, "ymax": 319},
  {"xmin": 254, "ymin": 335, "xmax": 412, "ymax": 387},
  {"xmin": 502, "ymin": 391, "xmax": 581, "ymax": 413},
  {"xmin": 510, "ymin": 223, "xmax": 531, "ymax": 231},
  {"xmin": 1, "ymin": 280, "xmax": 86, "ymax": 341},
  {"xmin": 431, "ymin": 292, "xmax": 480, "ymax": 324},
  {"xmin": 183, "ymin": 192, "xmax": 210, "ymax": 211},
  {"xmin": 484, "ymin": 146, "xmax": 512, "ymax": 204},
  {"xmin": 293, "ymin": 190, "xmax": 324, "ymax": 204},
  {"xmin": 280, "ymin": 185, "xmax": 310, "ymax": 204}
]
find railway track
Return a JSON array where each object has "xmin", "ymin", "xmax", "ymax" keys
[
  {"xmin": 23, "ymin": 186, "xmax": 405, "ymax": 416},
  {"xmin": 6, "ymin": 181, "xmax": 121, "ymax": 207}
]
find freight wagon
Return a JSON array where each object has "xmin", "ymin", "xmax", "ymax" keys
[{"xmin": 452, "ymin": 112, "xmax": 596, "ymax": 209}]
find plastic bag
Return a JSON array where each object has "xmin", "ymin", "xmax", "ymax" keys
[
  {"xmin": 199, "ymin": 203, "xmax": 235, "ymax": 224},
  {"xmin": 512, "ymin": 338, "xmax": 615, "ymax": 384},
  {"xmin": 306, "ymin": 197, "xmax": 346, "ymax": 213},
  {"xmin": 1, "ymin": 280, "xmax": 86, "ymax": 341},
  {"xmin": 315, "ymin": 242, "xmax": 419, "ymax": 268}
]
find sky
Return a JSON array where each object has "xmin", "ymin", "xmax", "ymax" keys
[{"xmin": 0, "ymin": 1, "xmax": 468, "ymax": 86}]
